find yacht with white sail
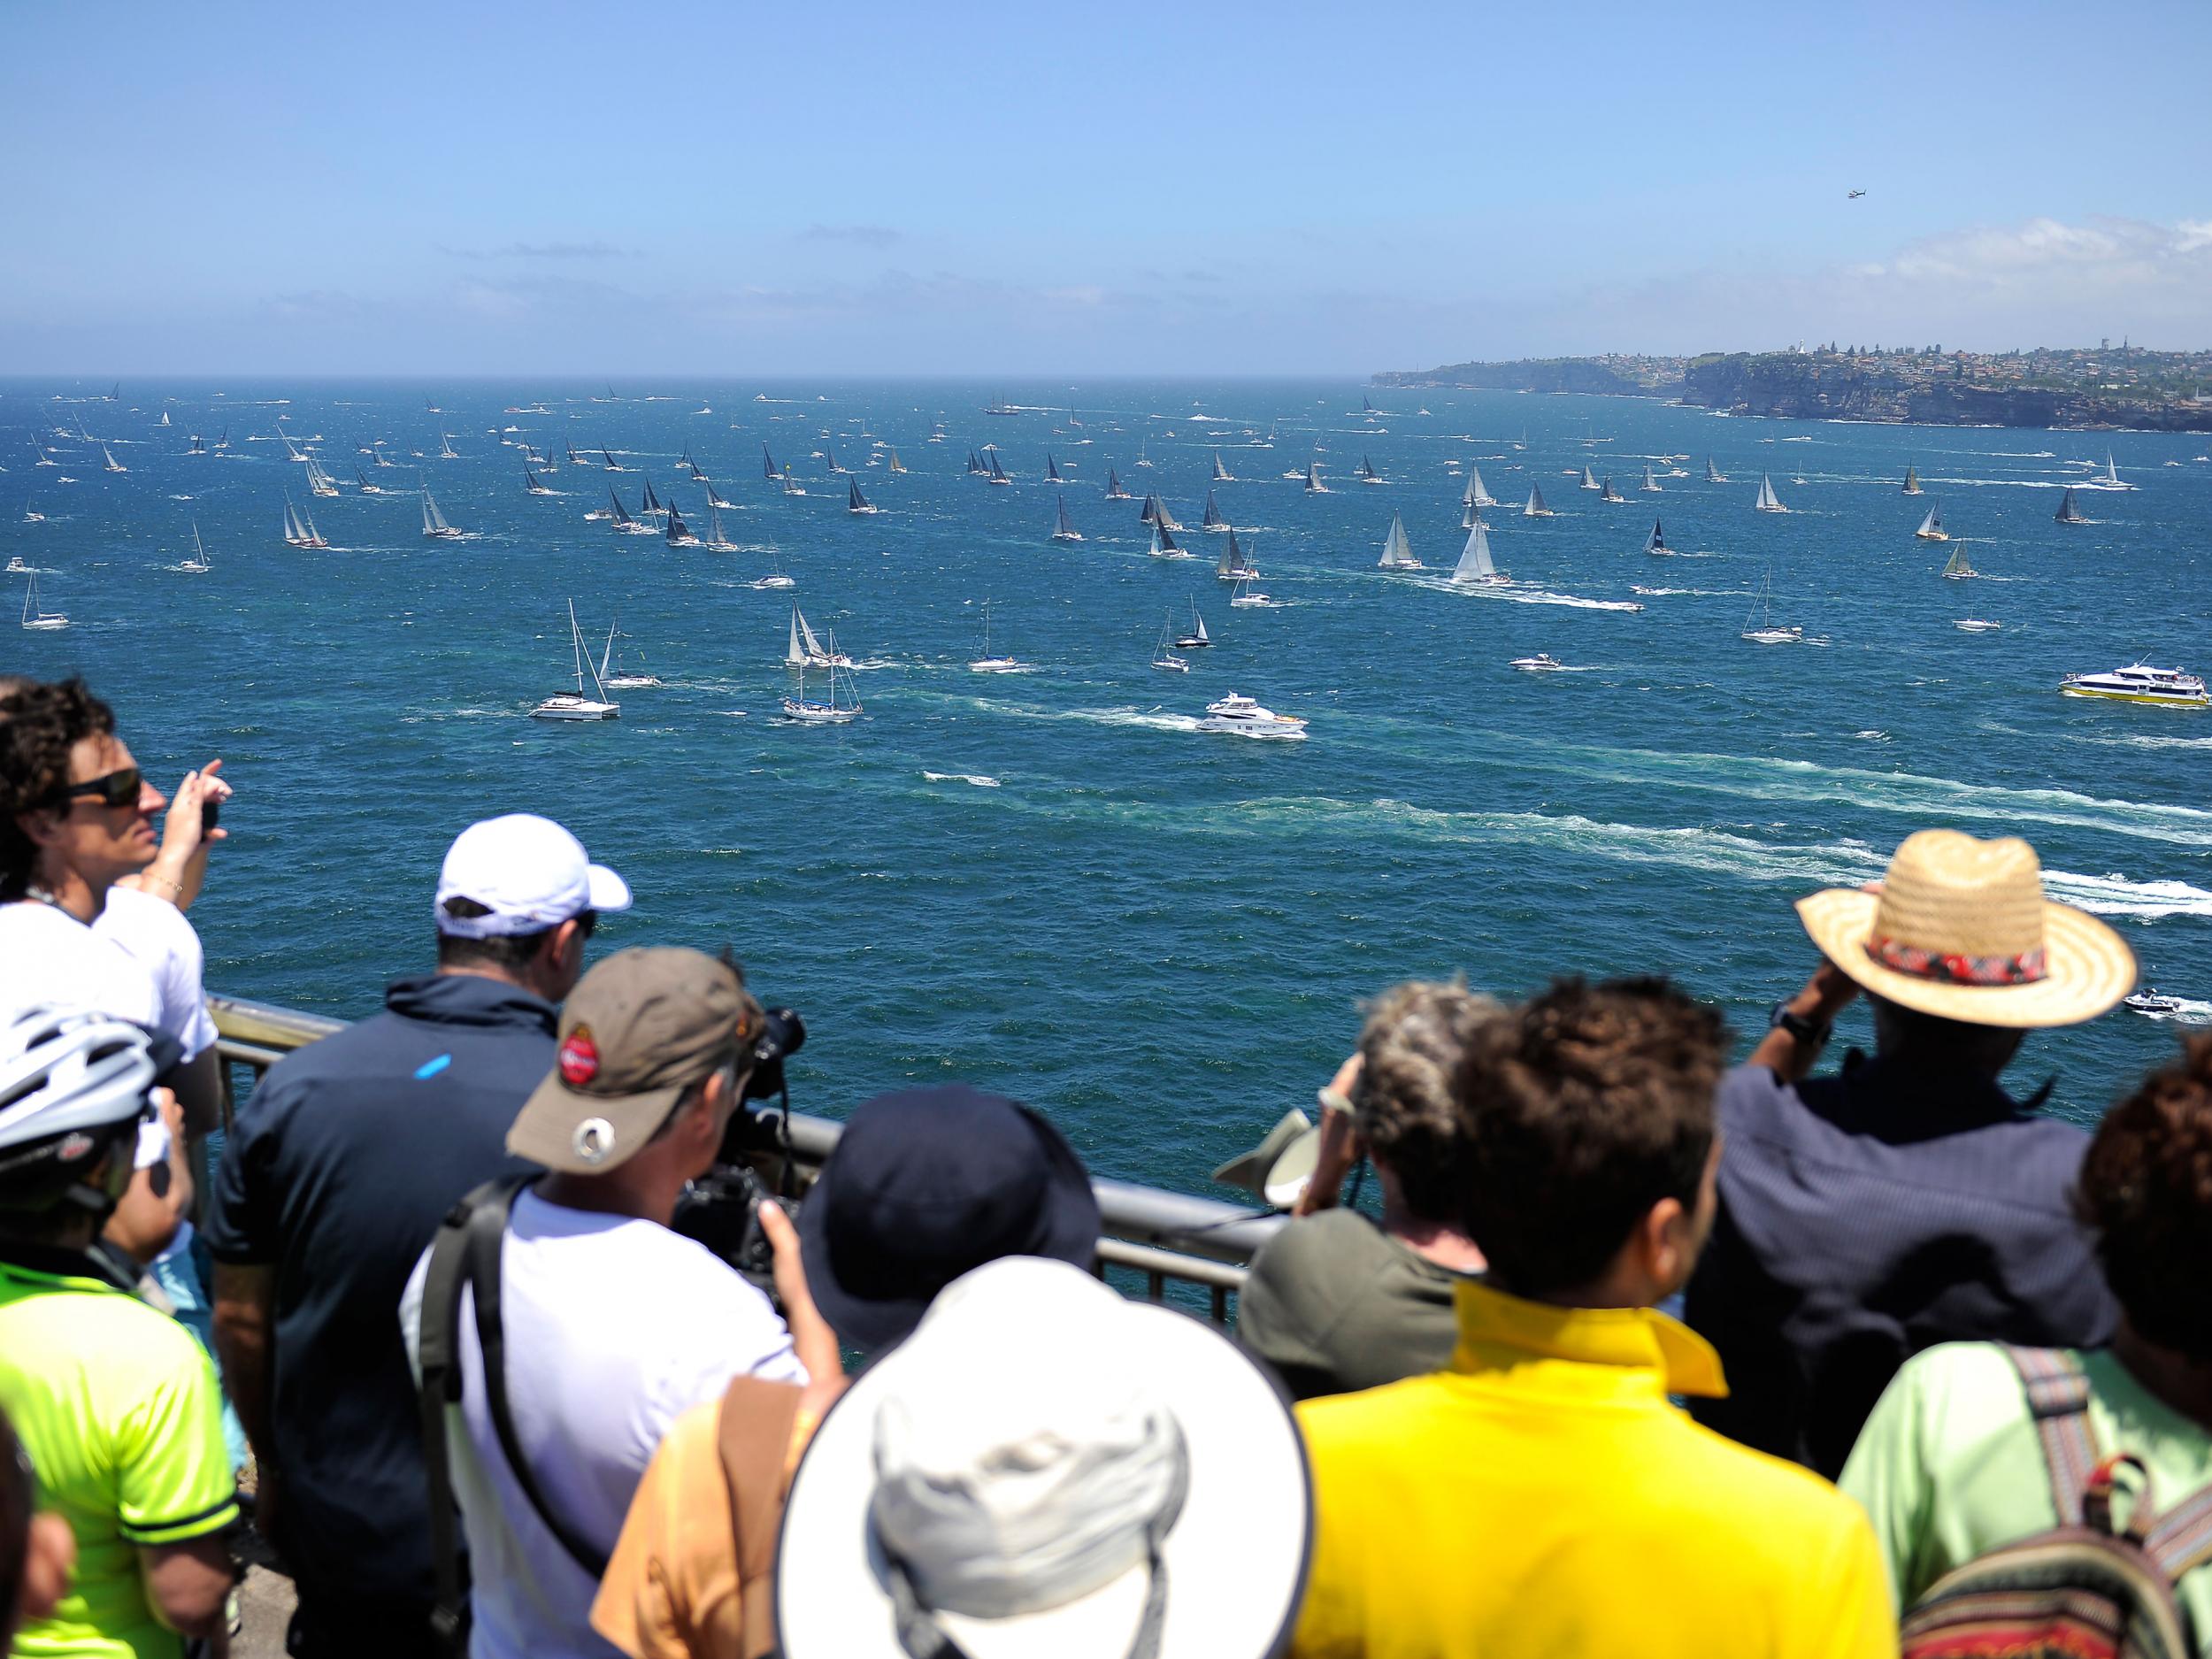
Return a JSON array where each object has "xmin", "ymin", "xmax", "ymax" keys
[
  {"xmin": 531, "ymin": 602, "xmax": 620, "ymax": 721},
  {"xmin": 1304, "ymin": 463, "xmax": 1328, "ymax": 494},
  {"xmin": 180, "ymin": 522, "xmax": 211, "ymax": 574},
  {"xmin": 1173, "ymin": 601, "xmax": 1211, "ymax": 650},
  {"xmin": 1211, "ymin": 450, "xmax": 1234, "ymax": 483},
  {"xmin": 1643, "ymin": 518, "xmax": 1672, "ymax": 556},
  {"xmin": 439, "ymin": 432, "xmax": 460, "ymax": 460},
  {"xmin": 2094, "ymin": 451, "xmax": 2135, "ymax": 491},
  {"xmin": 282, "ymin": 495, "xmax": 328, "ymax": 549},
  {"xmin": 597, "ymin": 622, "xmax": 664, "ymax": 689},
  {"xmin": 1753, "ymin": 473, "xmax": 1788, "ymax": 513},
  {"xmin": 1940, "ymin": 540, "xmax": 1977, "ymax": 580},
  {"xmin": 1050, "ymin": 495, "xmax": 1083, "ymax": 543},
  {"xmin": 102, "ymin": 445, "xmax": 127, "ymax": 474},
  {"xmin": 1706, "ymin": 457, "xmax": 1728, "ymax": 484},
  {"xmin": 784, "ymin": 607, "xmax": 851, "ymax": 669},
  {"xmin": 1149, "ymin": 520, "xmax": 1193, "ymax": 559},
  {"xmin": 782, "ymin": 648, "xmax": 860, "ymax": 724},
  {"xmin": 1452, "ymin": 516, "xmax": 1506, "ymax": 585},
  {"xmin": 1200, "ymin": 693, "xmax": 1306, "ymax": 739},
  {"xmin": 2059, "ymin": 663, "xmax": 2208, "ymax": 707},
  {"xmin": 699, "ymin": 506, "xmax": 740, "ymax": 552},
  {"xmin": 1914, "ymin": 503, "xmax": 1948, "ymax": 541},
  {"xmin": 20, "ymin": 500, "xmax": 42, "ymax": 525},
  {"xmin": 1103, "ymin": 466, "xmax": 1131, "ymax": 500},
  {"xmin": 1378, "ymin": 511, "xmax": 1420, "ymax": 570},
  {"xmin": 525, "ymin": 465, "xmax": 557, "ymax": 496},
  {"xmin": 1465, "ymin": 465, "xmax": 1496, "ymax": 510},
  {"xmin": 1640, "ymin": 465, "xmax": 1662, "ymax": 493},
  {"xmin": 19, "ymin": 572, "xmax": 67, "ymax": 632},
  {"xmin": 422, "ymin": 488, "xmax": 463, "ymax": 540},
  {"xmin": 1579, "ymin": 465, "xmax": 1601, "ymax": 492},
  {"xmin": 1524, "ymin": 484, "xmax": 1555, "ymax": 518},
  {"xmin": 1740, "ymin": 566, "xmax": 1801, "ymax": 643}
]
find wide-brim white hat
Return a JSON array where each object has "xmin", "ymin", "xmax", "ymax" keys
[
  {"xmin": 775, "ymin": 1257, "xmax": 1311, "ymax": 1659},
  {"xmin": 1798, "ymin": 828, "xmax": 2134, "ymax": 1029}
]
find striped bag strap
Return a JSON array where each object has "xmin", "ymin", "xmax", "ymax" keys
[
  {"xmin": 2145, "ymin": 1482, "xmax": 2212, "ymax": 1584},
  {"xmin": 2007, "ymin": 1346, "xmax": 2100, "ymax": 1525}
]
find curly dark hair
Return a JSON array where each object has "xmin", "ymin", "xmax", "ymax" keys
[
  {"xmin": 2076, "ymin": 1033, "xmax": 2212, "ymax": 1363},
  {"xmin": 1353, "ymin": 980, "xmax": 1502, "ymax": 1225},
  {"xmin": 1458, "ymin": 976, "xmax": 1727, "ymax": 1298},
  {"xmin": 0, "ymin": 677, "xmax": 114, "ymax": 900}
]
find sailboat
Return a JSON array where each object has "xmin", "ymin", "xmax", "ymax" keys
[
  {"xmin": 20, "ymin": 499, "xmax": 42, "ymax": 524},
  {"xmin": 1640, "ymin": 465, "xmax": 1661, "ymax": 493},
  {"xmin": 1753, "ymin": 473, "xmax": 1787, "ymax": 513},
  {"xmin": 1202, "ymin": 489, "xmax": 1227, "ymax": 531},
  {"xmin": 1452, "ymin": 516, "xmax": 1507, "ymax": 586},
  {"xmin": 784, "ymin": 607, "xmax": 850, "ymax": 668},
  {"xmin": 180, "ymin": 522, "xmax": 211, "ymax": 574},
  {"xmin": 1357, "ymin": 456, "xmax": 1383, "ymax": 485},
  {"xmin": 848, "ymin": 478, "xmax": 879, "ymax": 515},
  {"xmin": 602, "ymin": 448, "xmax": 624, "ymax": 472},
  {"xmin": 780, "ymin": 465, "xmax": 806, "ymax": 496},
  {"xmin": 1579, "ymin": 465, "xmax": 1601, "ymax": 491},
  {"xmin": 1152, "ymin": 613, "xmax": 1191, "ymax": 672},
  {"xmin": 422, "ymin": 488, "xmax": 463, "ymax": 540},
  {"xmin": 665, "ymin": 501, "xmax": 701, "ymax": 547},
  {"xmin": 306, "ymin": 457, "xmax": 339, "ymax": 497},
  {"xmin": 1706, "ymin": 456, "xmax": 1727, "ymax": 483},
  {"xmin": 282, "ymin": 495, "xmax": 328, "ymax": 549},
  {"xmin": 702, "ymin": 504, "xmax": 740, "ymax": 551},
  {"xmin": 1154, "ymin": 496, "xmax": 1183, "ymax": 532},
  {"xmin": 1901, "ymin": 462, "xmax": 1922, "ymax": 495},
  {"xmin": 598, "ymin": 621, "xmax": 664, "ymax": 689},
  {"xmin": 1740, "ymin": 567, "xmax": 1801, "ymax": 644},
  {"xmin": 1172, "ymin": 599, "xmax": 1211, "ymax": 650},
  {"xmin": 1643, "ymin": 518, "xmax": 1672, "ymax": 556},
  {"xmin": 279, "ymin": 431, "xmax": 305, "ymax": 463},
  {"xmin": 1045, "ymin": 454, "xmax": 1064, "ymax": 483},
  {"xmin": 157, "ymin": 411, "xmax": 169, "ymax": 426},
  {"xmin": 1149, "ymin": 519, "xmax": 1191, "ymax": 559},
  {"xmin": 439, "ymin": 432, "xmax": 460, "ymax": 460},
  {"xmin": 102, "ymin": 445, "xmax": 127, "ymax": 474},
  {"xmin": 1940, "ymin": 540, "xmax": 1978, "ymax": 580},
  {"xmin": 986, "ymin": 450, "xmax": 1011, "ymax": 487},
  {"xmin": 531, "ymin": 601, "xmax": 620, "ymax": 721},
  {"xmin": 966, "ymin": 449, "xmax": 987, "ymax": 476},
  {"xmin": 1914, "ymin": 503, "xmax": 1948, "ymax": 541},
  {"xmin": 2055, "ymin": 486, "xmax": 2089, "ymax": 525},
  {"xmin": 1465, "ymin": 464, "xmax": 1495, "ymax": 508},
  {"xmin": 781, "ymin": 648, "xmax": 860, "ymax": 724},
  {"xmin": 1140, "ymin": 493, "xmax": 1159, "ymax": 526},
  {"xmin": 1303, "ymin": 462, "xmax": 1328, "ymax": 494},
  {"xmin": 19, "ymin": 572, "xmax": 67, "ymax": 631},
  {"xmin": 2100, "ymin": 450, "xmax": 2134, "ymax": 491},
  {"xmin": 1104, "ymin": 465, "xmax": 1131, "ymax": 500},
  {"xmin": 887, "ymin": 449, "xmax": 907, "ymax": 474},
  {"xmin": 1377, "ymin": 511, "xmax": 1421, "ymax": 570},
  {"xmin": 1524, "ymin": 484, "xmax": 1555, "ymax": 518},
  {"xmin": 638, "ymin": 478, "xmax": 667, "ymax": 518},
  {"xmin": 826, "ymin": 444, "xmax": 848, "ymax": 475},
  {"xmin": 608, "ymin": 488, "xmax": 653, "ymax": 534},
  {"xmin": 703, "ymin": 479, "xmax": 736, "ymax": 510},
  {"xmin": 1598, "ymin": 477, "xmax": 1626, "ymax": 503},
  {"xmin": 567, "ymin": 440, "xmax": 587, "ymax": 466},
  {"xmin": 969, "ymin": 599, "xmax": 1026, "ymax": 672},
  {"xmin": 1211, "ymin": 450, "xmax": 1234, "ymax": 482},
  {"xmin": 1136, "ymin": 439, "xmax": 1153, "ymax": 469},
  {"xmin": 187, "ymin": 434, "xmax": 205, "ymax": 457},
  {"xmin": 31, "ymin": 441, "xmax": 57, "ymax": 468},
  {"xmin": 357, "ymin": 467, "xmax": 395, "ymax": 496},
  {"xmin": 1050, "ymin": 495, "xmax": 1083, "ymax": 543},
  {"xmin": 763, "ymin": 444, "xmax": 781, "ymax": 480},
  {"xmin": 1216, "ymin": 528, "xmax": 1256, "ymax": 581}
]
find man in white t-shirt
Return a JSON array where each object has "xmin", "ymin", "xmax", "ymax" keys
[{"xmin": 402, "ymin": 946, "xmax": 840, "ymax": 1659}]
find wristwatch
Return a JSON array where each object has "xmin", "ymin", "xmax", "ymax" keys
[{"xmin": 1769, "ymin": 1001, "xmax": 1832, "ymax": 1048}]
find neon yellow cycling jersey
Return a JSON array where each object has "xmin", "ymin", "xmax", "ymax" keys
[{"xmin": 0, "ymin": 1248, "xmax": 238, "ymax": 1659}]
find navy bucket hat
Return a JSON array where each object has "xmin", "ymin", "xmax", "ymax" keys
[{"xmin": 797, "ymin": 1084, "xmax": 1102, "ymax": 1351}]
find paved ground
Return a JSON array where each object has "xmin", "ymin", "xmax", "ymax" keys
[{"xmin": 237, "ymin": 1565, "xmax": 295, "ymax": 1659}]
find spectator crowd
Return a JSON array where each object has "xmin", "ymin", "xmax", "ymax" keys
[{"xmin": 4, "ymin": 671, "xmax": 2209, "ymax": 1659}]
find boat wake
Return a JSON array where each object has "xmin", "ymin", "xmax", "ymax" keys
[
  {"xmin": 2070, "ymin": 733, "xmax": 2212, "ymax": 753},
  {"xmin": 2129, "ymin": 996, "xmax": 2212, "ymax": 1025},
  {"xmin": 924, "ymin": 771, "xmax": 1002, "ymax": 787},
  {"xmin": 1403, "ymin": 575, "xmax": 1644, "ymax": 612}
]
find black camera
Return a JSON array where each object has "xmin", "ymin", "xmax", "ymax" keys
[
  {"xmin": 744, "ymin": 1007, "xmax": 804, "ymax": 1101},
  {"xmin": 672, "ymin": 1163, "xmax": 788, "ymax": 1302}
]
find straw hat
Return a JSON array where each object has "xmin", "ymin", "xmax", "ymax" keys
[
  {"xmin": 774, "ymin": 1257, "xmax": 1310, "ymax": 1659},
  {"xmin": 1797, "ymin": 829, "xmax": 2134, "ymax": 1028}
]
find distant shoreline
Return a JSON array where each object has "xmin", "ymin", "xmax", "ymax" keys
[{"xmin": 1373, "ymin": 349, "xmax": 2212, "ymax": 434}]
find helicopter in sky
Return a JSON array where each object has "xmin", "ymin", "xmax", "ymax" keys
[{"xmin": 1847, "ymin": 188, "xmax": 1867, "ymax": 199}]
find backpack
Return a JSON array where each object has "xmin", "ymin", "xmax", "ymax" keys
[{"xmin": 1899, "ymin": 1347, "xmax": 2212, "ymax": 1659}]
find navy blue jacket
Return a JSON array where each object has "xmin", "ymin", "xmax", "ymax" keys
[
  {"xmin": 1683, "ymin": 1053, "xmax": 2116, "ymax": 1478},
  {"xmin": 205, "ymin": 973, "xmax": 549, "ymax": 1611}
]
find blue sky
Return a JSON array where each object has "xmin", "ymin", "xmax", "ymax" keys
[{"xmin": 4, "ymin": 1, "xmax": 2208, "ymax": 374}]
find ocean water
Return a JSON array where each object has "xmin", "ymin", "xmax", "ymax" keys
[{"xmin": 6, "ymin": 377, "xmax": 2209, "ymax": 1194}]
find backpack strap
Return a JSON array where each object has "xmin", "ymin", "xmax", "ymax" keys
[
  {"xmin": 419, "ymin": 1175, "xmax": 534, "ymax": 1657},
  {"xmin": 717, "ymin": 1376, "xmax": 805, "ymax": 1659},
  {"xmin": 2006, "ymin": 1346, "xmax": 2100, "ymax": 1525},
  {"xmin": 465, "ymin": 1181, "xmax": 612, "ymax": 1581},
  {"xmin": 2145, "ymin": 1482, "xmax": 2212, "ymax": 1584}
]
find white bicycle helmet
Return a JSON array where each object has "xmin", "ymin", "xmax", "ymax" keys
[{"xmin": 0, "ymin": 1004, "xmax": 156, "ymax": 1215}]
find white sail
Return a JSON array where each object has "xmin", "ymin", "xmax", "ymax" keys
[
  {"xmin": 1466, "ymin": 464, "xmax": 1494, "ymax": 507},
  {"xmin": 1641, "ymin": 465, "xmax": 1659, "ymax": 492},
  {"xmin": 1916, "ymin": 504, "xmax": 1943, "ymax": 537},
  {"xmin": 102, "ymin": 444, "xmax": 126, "ymax": 473},
  {"xmin": 2104, "ymin": 450, "xmax": 2121, "ymax": 486},
  {"xmin": 1525, "ymin": 485, "xmax": 1551, "ymax": 517},
  {"xmin": 798, "ymin": 611, "xmax": 827, "ymax": 658},
  {"xmin": 1451, "ymin": 518, "xmax": 1499, "ymax": 583},
  {"xmin": 786, "ymin": 610, "xmax": 808, "ymax": 666},
  {"xmin": 1378, "ymin": 511, "xmax": 1417, "ymax": 569},
  {"xmin": 1581, "ymin": 465, "xmax": 1599, "ymax": 489},
  {"xmin": 422, "ymin": 488, "xmax": 454, "ymax": 535},
  {"xmin": 1707, "ymin": 457, "xmax": 1725, "ymax": 482},
  {"xmin": 1645, "ymin": 518, "xmax": 1669, "ymax": 554},
  {"xmin": 1755, "ymin": 473, "xmax": 1785, "ymax": 512}
]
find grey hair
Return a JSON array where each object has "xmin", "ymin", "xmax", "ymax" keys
[{"xmin": 1352, "ymin": 979, "xmax": 1503, "ymax": 1224}]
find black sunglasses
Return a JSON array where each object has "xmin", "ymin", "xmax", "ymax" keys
[{"xmin": 51, "ymin": 766, "xmax": 143, "ymax": 810}]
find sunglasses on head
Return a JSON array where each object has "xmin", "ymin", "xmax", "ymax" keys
[{"xmin": 50, "ymin": 766, "xmax": 143, "ymax": 810}]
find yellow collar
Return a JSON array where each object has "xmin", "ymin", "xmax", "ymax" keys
[{"xmin": 1450, "ymin": 1279, "xmax": 1729, "ymax": 1399}]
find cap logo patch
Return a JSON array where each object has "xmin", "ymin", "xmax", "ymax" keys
[
  {"xmin": 572, "ymin": 1117, "xmax": 615, "ymax": 1165},
  {"xmin": 558, "ymin": 1025, "xmax": 599, "ymax": 1087},
  {"xmin": 58, "ymin": 1132, "xmax": 95, "ymax": 1163}
]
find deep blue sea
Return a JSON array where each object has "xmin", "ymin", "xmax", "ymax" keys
[{"xmin": 6, "ymin": 377, "xmax": 2209, "ymax": 1194}]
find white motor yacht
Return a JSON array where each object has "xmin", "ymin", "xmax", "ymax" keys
[
  {"xmin": 2059, "ymin": 663, "xmax": 2208, "ymax": 707},
  {"xmin": 1955, "ymin": 618, "xmax": 2001, "ymax": 633},
  {"xmin": 2124, "ymin": 988, "xmax": 2186, "ymax": 1017},
  {"xmin": 1200, "ymin": 692, "xmax": 1307, "ymax": 739},
  {"xmin": 1509, "ymin": 653, "xmax": 1565, "ymax": 672}
]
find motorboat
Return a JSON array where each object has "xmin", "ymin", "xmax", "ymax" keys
[
  {"xmin": 1509, "ymin": 653, "xmax": 1564, "ymax": 672},
  {"xmin": 1954, "ymin": 618, "xmax": 2001, "ymax": 633},
  {"xmin": 1200, "ymin": 692, "xmax": 1307, "ymax": 740},
  {"xmin": 2124, "ymin": 988, "xmax": 2186, "ymax": 1016},
  {"xmin": 2059, "ymin": 663, "xmax": 2209, "ymax": 707}
]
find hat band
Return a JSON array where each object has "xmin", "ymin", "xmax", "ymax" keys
[{"xmin": 1867, "ymin": 935, "xmax": 2047, "ymax": 987}]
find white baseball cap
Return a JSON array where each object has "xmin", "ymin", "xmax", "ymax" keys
[
  {"xmin": 434, "ymin": 814, "xmax": 632, "ymax": 939},
  {"xmin": 775, "ymin": 1256, "xmax": 1311, "ymax": 1659}
]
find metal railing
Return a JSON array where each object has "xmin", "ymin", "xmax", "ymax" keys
[{"xmin": 211, "ymin": 994, "xmax": 1283, "ymax": 1325}]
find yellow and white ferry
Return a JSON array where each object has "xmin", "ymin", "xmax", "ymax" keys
[{"xmin": 2059, "ymin": 662, "xmax": 2208, "ymax": 708}]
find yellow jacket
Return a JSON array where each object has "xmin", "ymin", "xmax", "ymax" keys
[{"xmin": 1292, "ymin": 1279, "xmax": 1896, "ymax": 1659}]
